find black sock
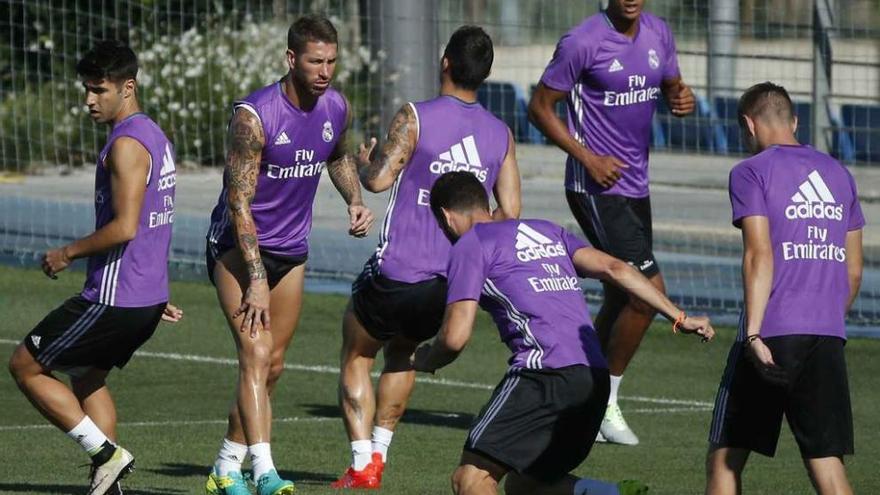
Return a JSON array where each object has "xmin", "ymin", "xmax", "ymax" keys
[{"xmin": 90, "ymin": 441, "xmax": 117, "ymax": 466}]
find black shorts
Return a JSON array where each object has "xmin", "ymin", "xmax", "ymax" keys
[
  {"xmin": 565, "ymin": 190, "xmax": 659, "ymax": 278},
  {"xmin": 206, "ymin": 242, "xmax": 307, "ymax": 290},
  {"xmin": 464, "ymin": 365, "xmax": 610, "ymax": 483},
  {"xmin": 351, "ymin": 268, "xmax": 447, "ymax": 342},
  {"xmin": 708, "ymin": 334, "xmax": 853, "ymax": 459},
  {"xmin": 24, "ymin": 296, "xmax": 165, "ymax": 376}
]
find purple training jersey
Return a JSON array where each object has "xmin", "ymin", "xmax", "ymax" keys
[
  {"xmin": 729, "ymin": 144, "xmax": 865, "ymax": 339},
  {"xmin": 207, "ymin": 81, "xmax": 348, "ymax": 257},
  {"xmin": 81, "ymin": 113, "xmax": 175, "ymax": 307},
  {"xmin": 370, "ymin": 96, "xmax": 510, "ymax": 283},
  {"xmin": 446, "ymin": 219, "xmax": 607, "ymax": 370},
  {"xmin": 540, "ymin": 11, "xmax": 680, "ymax": 198}
]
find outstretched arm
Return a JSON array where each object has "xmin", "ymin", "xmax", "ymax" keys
[
  {"xmin": 327, "ymin": 99, "xmax": 374, "ymax": 237},
  {"xmin": 357, "ymin": 103, "xmax": 417, "ymax": 193},
  {"xmin": 412, "ymin": 300, "xmax": 479, "ymax": 373},
  {"xmin": 572, "ymin": 246, "xmax": 714, "ymax": 340},
  {"xmin": 492, "ymin": 127, "xmax": 521, "ymax": 220},
  {"xmin": 42, "ymin": 137, "xmax": 149, "ymax": 278},
  {"xmin": 226, "ymin": 108, "xmax": 270, "ymax": 337}
]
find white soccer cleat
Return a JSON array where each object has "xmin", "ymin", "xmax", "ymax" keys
[
  {"xmin": 595, "ymin": 430, "xmax": 607, "ymax": 443},
  {"xmin": 599, "ymin": 402, "xmax": 639, "ymax": 445},
  {"xmin": 88, "ymin": 446, "xmax": 135, "ymax": 495}
]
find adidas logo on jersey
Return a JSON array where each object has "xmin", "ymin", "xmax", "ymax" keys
[
  {"xmin": 609, "ymin": 59, "xmax": 624, "ymax": 73},
  {"xmin": 157, "ymin": 143, "xmax": 177, "ymax": 191},
  {"xmin": 785, "ymin": 170, "xmax": 843, "ymax": 221},
  {"xmin": 274, "ymin": 131, "xmax": 291, "ymax": 146},
  {"xmin": 515, "ymin": 223, "xmax": 567, "ymax": 262},
  {"xmin": 429, "ymin": 135, "xmax": 488, "ymax": 182},
  {"xmin": 30, "ymin": 335, "xmax": 41, "ymax": 349}
]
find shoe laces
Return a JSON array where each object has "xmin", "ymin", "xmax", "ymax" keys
[{"xmin": 606, "ymin": 403, "xmax": 629, "ymax": 427}]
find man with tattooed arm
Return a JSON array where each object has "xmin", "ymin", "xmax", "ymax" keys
[
  {"xmin": 204, "ymin": 15, "xmax": 374, "ymax": 495},
  {"xmin": 331, "ymin": 26, "xmax": 521, "ymax": 489}
]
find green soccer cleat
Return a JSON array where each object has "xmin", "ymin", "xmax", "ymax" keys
[
  {"xmin": 618, "ymin": 479, "xmax": 649, "ymax": 495},
  {"xmin": 206, "ymin": 469, "xmax": 252, "ymax": 495},
  {"xmin": 256, "ymin": 469, "xmax": 295, "ymax": 495}
]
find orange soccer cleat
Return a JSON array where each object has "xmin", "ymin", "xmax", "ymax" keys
[{"xmin": 331, "ymin": 458, "xmax": 381, "ymax": 490}]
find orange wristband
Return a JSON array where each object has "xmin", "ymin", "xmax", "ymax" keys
[{"xmin": 672, "ymin": 312, "xmax": 686, "ymax": 334}]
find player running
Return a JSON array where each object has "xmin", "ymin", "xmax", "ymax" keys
[
  {"xmin": 705, "ymin": 83, "xmax": 863, "ymax": 495},
  {"xmin": 204, "ymin": 15, "xmax": 373, "ymax": 495},
  {"xmin": 528, "ymin": 0, "xmax": 695, "ymax": 445},
  {"xmin": 414, "ymin": 171, "xmax": 712, "ymax": 495},
  {"xmin": 8, "ymin": 40, "xmax": 183, "ymax": 495},
  {"xmin": 332, "ymin": 26, "xmax": 521, "ymax": 489}
]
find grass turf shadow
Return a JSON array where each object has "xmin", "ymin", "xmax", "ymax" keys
[
  {"xmin": 0, "ymin": 484, "xmax": 184, "ymax": 494},
  {"xmin": 302, "ymin": 404, "xmax": 476, "ymax": 430},
  {"xmin": 144, "ymin": 462, "xmax": 337, "ymax": 487}
]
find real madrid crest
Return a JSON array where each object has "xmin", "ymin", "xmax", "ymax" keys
[
  {"xmin": 648, "ymin": 49, "xmax": 660, "ymax": 70},
  {"xmin": 322, "ymin": 120, "xmax": 334, "ymax": 143}
]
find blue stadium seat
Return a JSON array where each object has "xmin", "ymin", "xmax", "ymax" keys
[
  {"xmin": 841, "ymin": 104, "xmax": 880, "ymax": 164},
  {"xmin": 714, "ymin": 97, "xmax": 813, "ymax": 154},
  {"xmin": 477, "ymin": 81, "xmax": 538, "ymax": 143},
  {"xmin": 656, "ymin": 95, "xmax": 716, "ymax": 152}
]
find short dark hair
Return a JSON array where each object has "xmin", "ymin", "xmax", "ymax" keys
[
  {"xmin": 76, "ymin": 40, "xmax": 138, "ymax": 83},
  {"xmin": 288, "ymin": 15, "xmax": 338, "ymax": 53},
  {"xmin": 737, "ymin": 81, "xmax": 795, "ymax": 128},
  {"xmin": 443, "ymin": 26, "xmax": 493, "ymax": 90},
  {"xmin": 429, "ymin": 171, "xmax": 490, "ymax": 228}
]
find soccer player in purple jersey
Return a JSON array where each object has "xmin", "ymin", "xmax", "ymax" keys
[
  {"xmin": 705, "ymin": 83, "xmax": 863, "ymax": 495},
  {"xmin": 204, "ymin": 15, "xmax": 374, "ymax": 495},
  {"xmin": 8, "ymin": 41, "xmax": 183, "ymax": 495},
  {"xmin": 413, "ymin": 171, "xmax": 713, "ymax": 495},
  {"xmin": 332, "ymin": 26, "xmax": 521, "ymax": 489},
  {"xmin": 528, "ymin": 0, "xmax": 695, "ymax": 445}
]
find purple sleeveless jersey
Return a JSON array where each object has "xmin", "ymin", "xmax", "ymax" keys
[
  {"xmin": 729, "ymin": 144, "xmax": 865, "ymax": 339},
  {"xmin": 80, "ymin": 113, "xmax": 175, "ymax": 307},
  {"xmin": 540, "ymin": 12, "xmax": 681, "ymax": 198},
  {"xmin": 207, "ymin": 81, "xmax": 348, "ymax": 256},
  {"xmin": 446, "ymin": 219, "xmax": 607, "ymax": 370},
  {"xmin": 370, "ymin": 95, "xmax": 510, "ymax": 283}
]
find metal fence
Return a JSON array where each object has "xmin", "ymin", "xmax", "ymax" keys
[{"xmin": 1, "ymin": 0, "xmax": 878, "ymax": 328}]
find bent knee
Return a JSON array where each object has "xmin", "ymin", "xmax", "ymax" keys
[
  {"xmin": 452, "ymin": 465, "xmax": 496, "ymax": 495},
  {"xmin": 239, "ymin": 341, "xmax": 273, "ymax": 371},
  {"xmin": 267, "ymin": 361, "xmax": 285, "ymax": 388}
]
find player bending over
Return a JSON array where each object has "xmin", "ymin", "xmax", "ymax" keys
[
  {"xmin": 413, "ymin": 171, "xmax": 713, "ymax": 495},
  {"xmin": 8, "ymin": 40, "xmax": 182, "ymax": 495}
]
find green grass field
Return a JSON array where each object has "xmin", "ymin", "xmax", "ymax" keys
[{"xmin": 0, "ymin": 264, "xmax": 878, "ymax": 494}]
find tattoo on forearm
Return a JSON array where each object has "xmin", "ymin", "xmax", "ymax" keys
[
  {"xmin": 226, "ymin": 110, "xmax": 265, "ymax": 280},
  {"xmin": 328, "ymin": 154, "xmax": 362, "ymax": 205},
  {"xmin": 360, "ymin": 104, "xmax": 415, "ymax": 184}
]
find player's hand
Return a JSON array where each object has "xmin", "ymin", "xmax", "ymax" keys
[
  {"xmin": 161, "ymin": 303, "xmax": 184, "ymax": 323},
  {"xmin": 746, "ymin": 337, "xmax": 789, "ymax": 386},
  {"xmin": 348, "ymin": 203, "xmax": 374, "ymax": 238},
  {"xmin": 582, "ymin": 154, "xmax": 628, "ymax": 189},
  {"xmin": 42, "ymin": 246, "xmax": 72, "ymax": 279},
  {"xmin": 668, "ymin": 82, "xmax": 695, "ymax": 117},
  {"xmin": 677, "ymin": 315, "xmax": 715, "ymax": 342},
  {"xmin": 411, "ymin": 342, "xmax": 435, "ymax": 374},
  {"xmin": 234, "ymin": 279, "xmax": 271, "ymax": 338},
  {"xmin": 356, "ymin": 137, "xmax": 378, "ymax": 168}
]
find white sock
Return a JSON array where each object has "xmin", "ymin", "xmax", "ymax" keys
[
  {"xmin": 214, "ymin": 438, "xmax": 248, "ymax": 476},
  {"xmin": 574, "ymin": 478, "xmax": 619, "ymax": 495},
  {"xmin": 249, "ymin": 443, "xmax": 275, "ymax": 480},
  {"xmin": 608, "ymin": 374, "xmax": 623, "ymax": 405},
  {"xmin": 371, "ymin": 426, "xmax": 394, "ymax": 462},
  {"xmin": 66, "ymin": 416, "xmax": 109, "ymax": 455},
  {"xmin": 351, "ymin": 440, "xmax": 372, "ymax": 470}
]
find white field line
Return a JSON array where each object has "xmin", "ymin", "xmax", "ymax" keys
[
  {"xmin": 0, "ymin": 339, "xmax": 714, "ymax": 409},
  {"xmin": 0, "ymin": 416, "xmax": 334, "ymax": 432}
]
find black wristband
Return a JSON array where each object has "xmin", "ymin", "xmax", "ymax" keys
[{"xmin": 744, "ymin": 334, "xmax": 762, "ymax": 347}]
